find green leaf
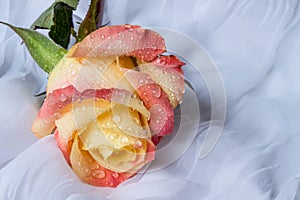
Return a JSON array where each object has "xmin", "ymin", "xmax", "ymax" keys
[
  {"xmin": 49, "ymin": 2, "xmax": 74, "ymax": 48},
  {"xmin": 76, "ymin": 0, "xmax": 103, "ymax": 43},
  {"xmin": 0, "ymin": 21, "xmax": 67, "ymax": 73},
  {"xmin": 30, "ymin": 0, "xmax": 79, "ymax": 30}
]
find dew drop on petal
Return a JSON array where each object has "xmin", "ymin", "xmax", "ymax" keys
[
  {"xmin": 112, "ymin": 172, "xmax": 119, "ymax": 179},
  {"xmin": 113, "ymin": 115, "xmax": 121, "ymax": 123},
  {"xmin": 138, "ymin": 79, "xmax": 144, "ymax": 84},
  {"xmin": 124, "ymin": 24, "xmax": 132, "ymax": 29},
  {"xmin": 109, "ymin": 135, "xmax": 114, "ymax": 140},
  {"xmin": 71, "ymin": 70, "xmax": 77, "ymax": 76},
  {"xmin": 93, "ymin": 170, "xmax": 106, "ymax": 179},
  {"xmin": 153, "ymin": 87, "xmax": 161, "ymax": 98},
  {"xmin": 120, "ymin": 136, "xmax": 129, "ymax": 144},
  {"xmin": 60, "ymin": 94, "xmax": 67, "ymax": 102},
  {"xmin": 135, "ymin": 140, "xmax": 143, "ymax": 147}
]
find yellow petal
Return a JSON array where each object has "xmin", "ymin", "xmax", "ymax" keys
[
  {"xmin": 116, "ymin": 56, "xmax": 136, "ymax": 69},
  {"xmin": 139, "ymin": 63, "xmax": 184, "ymax": 108},
  {"xmin": 55, "ymin": 99, "xmax": 111, "ymax": 143},
  {"xmin": 88, "ymin": 141, "xmax": 147, "ymax": 173},
  {"xmin": 108, "ymin": 104, "xmax": 151, "ymax": 138},
  {"xmin": 48, "ymin": 54, "xmax": 134, "ymax": 94}
]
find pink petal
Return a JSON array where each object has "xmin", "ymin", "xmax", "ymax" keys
[
  {"xmin": 58, "ymin": 134, "xmax": 156, "ymax": 188},
  {"xmin": 137, "ymin": 84, "xmax": 174, "ymax": 137},
  {"xmin": 139, "ymin": 55, "xmax": 185, "ymax": 108},
  {"xmin": 121, "ymin": 69, "xmax": 174, "ymax": 136},
  {"xmin": 31, "ymin": 85, "xmax": 126, "ymax": 138},
  {"xmin": 70, "ymin": 24, "xmax": 166, "ymax": 62}
]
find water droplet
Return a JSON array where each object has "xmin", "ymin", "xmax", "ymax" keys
[
  {"xmin": 93, "ymin": 170, "xmax": 106, "ymax": 179},
  {"xmin": 82, "ymin": 106, "xmax": 86, "ymax": 112},
  {"xmin": 71, "ymin": 70, "xmax": 77, "ymax": 76},
  {"xmin": 124, "ymin": 24, "xmax": 132, "ymax": 29},
  {"xmin": 112, "ymin": 172, "xmax": 119, "ymax": 179},
  {"xmin": 113, "ymin": 115, "xmax": 121, "ymax": 123},
  {"xmin": 60, "ymin": 94, "xmax": 67, "ymax": 101},
  {"xmin": 130, "ymin": 36, "xmax": 134, "ymax": 40},
  {"xmin": 109, "ymin": 135, "xmax": 114, "ymax": 140},
  {"xmin": 101, "ymin": 35, "xmax": 105, "ymax": 39},
  {"xmin": 70, "ymin": 63, "xmax": 74, "ymax": 68},
  {"xmin": 135, "ymin": 140, "xmax": 142, "ymax": 147},
  {"xmin": 126, "ymin": 127, "xmax": 132, "ymax": 131},
  {"xmin": 120, "ymin": 136, "xmax": 129, "ymax": 144},
  {"xmin": 107, "ymin": 46, "xmax": 111, "ymax": 50},
  {"xmin": 108, "ymin": 36, "xmax": 111, "ymax": 40},
  {"xmin": 139, "ymin": 79, "xmax": 144, "ymax": 84},
  {"xmin": 153, "ymin": 88, "xmax": 161, "ymax": 98},
  {"xmin": 136, "ymin": 29, "xmax": 144, "ymax": 35}
]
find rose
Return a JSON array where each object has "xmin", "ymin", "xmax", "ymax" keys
[{"xmin": 31, "ymin": 25, "xmax": 185, "ymax": 187}]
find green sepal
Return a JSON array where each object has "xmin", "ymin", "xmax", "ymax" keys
[
  {"xmin": 49, "ymin": 2, "xmax": 74, "ymax": 48},
  {"xmin": 0, "ymin": 21, "xmax": 67, "ymax": 73},
  {"xmin": 30, "ymin": 0, "xmax": 80, "ymax": 30},
  {"xmin": 76, "ymin": 0, "xmax": 102, "ymax": 42}
]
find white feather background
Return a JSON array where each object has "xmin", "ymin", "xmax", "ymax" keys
[{"xmin": 0, "ymin": 0, "xmax": 300, "ymax": 199}]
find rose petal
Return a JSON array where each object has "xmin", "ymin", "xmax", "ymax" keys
[
  {"xmin": 70, "ymin": 25, "xmax": 166, "ymax": 62},
  {"xmin": 55, "ymin": 98, "xmax": 112, "ymax": 145},
  {"xmin": 32, "ymin": 85, "xmax": 150, "ymax": 138},
  {"xmin": 138, "ymin": 84, "xmax": 174, "ymax": 136},
  {"xmin": 70, "ymin": 137, "xmax": 155, "ymax": 187},
  {"xmin": 120, "ymin": 69, "xmax": 174, "ymax": 136},
  {"xmin": 47, "ymin": 56, "xmax": 134, "ymax": 94},
  {"xmin": 70, "ymin": 137, "xmax": 132, "ymax": 187},
  {"xmin": 139, "ymin": 55, "xmax": 185, "ymax": 108}
]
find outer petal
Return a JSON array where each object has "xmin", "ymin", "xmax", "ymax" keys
[
  {"xmin": 139, "ymin": 55, "xmax": 185, "ymax": 108},
  {"xmin": 122, "ymin": 69, "xmax": 174, "ymax": 136},
  {"xmin": 47, "ymin": 56, "xmax": 134, "ymax": 95},
  {"xmin": 70, "ymin": 137, "xmax": 155, "ymax": 187},
  {"xmin": 138, "ymin": 84, "xmax": 174, "ymax": 137},
  {"xmin": 31, "ymin": 85, "xmax": 148, "ymax": 138},
  {"xmin": 69, "ymin": 25, "xmax": 166, "ymax": 62}
]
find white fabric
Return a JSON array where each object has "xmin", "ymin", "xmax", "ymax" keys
[{"xmin": 1, "ymin": 0, "xmax": 300, "ymax": 199}]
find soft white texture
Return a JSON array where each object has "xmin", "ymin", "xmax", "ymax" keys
[{"xmin": 1, "ymin": 0, "xmax": 300, "ymax": 199}]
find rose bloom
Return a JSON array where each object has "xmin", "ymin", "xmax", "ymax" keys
[{"xmin": 31, "ymin": 25, "xmax": 185, "ymax": 187}]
